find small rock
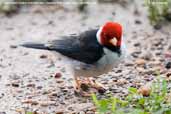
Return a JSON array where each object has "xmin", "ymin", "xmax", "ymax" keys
[
  {"xmin": 54, "ymin": 73, "xmax": 62, "ymax": 78},
  {"xmin": 135, "ymin": 58, "xmax": 146, "ymax": 65},
  {"xmin": 27, "ymin": 83, "xmax": 36, "ymax": 88},
  {"xmin": 37, "ymin": 86, "xmax": 43, "ymax": 89},
  {"xmin": 112, "ymin": 11, "xmax": 115, "ymax": 15},
  {"xmin": 15, "ymin": 109, "xmax": 23, "ymax": 114},
  {"xmin": 134, "ymin": 42, "xmax": 140, "ymax": 47},
  {"xmin": 30, "ymin": 21, "xmax": 37, "ymax": 25},
  {"xmin": 48, "ymin": 20, "xmax": 55, "ymax": 26},
  {"xmin": 10, "ymin": 45, "xmax": 17, "ymax": 49},
  {"xmin": 154, "ymin": 24, "xmax": 162, "ymax": 30},
  {"xmin": 124, "ymin": 62, "xmax": 134, "ymax": 66},
  {"xmin": 79, "ymin": 111, "xmax": 85, "ymax": 114},
  {"xmin": 22, "ymin": 100, "xmax": 38, "ymax": 105},
  {"xmin": 40, "ymin": 54, "xmax": 47, "ymax": 59},
  {"xmin": 23, "ymin": 52, "xmax": 29, "ymax": 56},
  {"xmin": 131, "ymin": 51, "xmax": 141, "ymax": 58},
  {"xmin": 39, "ymin": 101, "xmax": 56, "ymax": 106},
  {"xmin": 138, "ymin": 86, "xmax": 151, "ymax": 97},
  {"xmin": 164, "ymin": 12, "xmax": 171, "ymax": 21},
  {"xmin": 165, "ymin": 61, "xmax": 171, "ymax": 69},
  {"xmin": 56, "ymin": 112, "xmax": 64, "ymax": 114},
  {"xmin": 0, "ymin": 93, "xmax": 4, "ymax": 99},
  {"xmin": 166, "ymin": 72, "xmax": 171, "ymax": 81},
  {"xmin": 49, "ymin": 92, "xmax": 58, "ymax": 97},
  {"xmin": 116, "ymin": 69, "xmax": 122, "ymax": 73},
  {"xmin": 56, "ymin": 80, "xmax": 64, "ymax": 83},
  {"xmin": 117, "ymin": 79, "xmax": 128, "ymax": 85},
  {"xmin": 134, "ymin": 8, "xmax": 140, "ymax": 16},
  {"xmin": 6, "ymin": 27, "xmax": 14, "ymax": 31},
  {"xmin": 98, "ymin": 88, "xmax": 106, "ymax": 94},
  {"xmin": 135, "ymin": 19, "xmax": 142, "ymax": 24},
  {"xmin": 143, "ymin": 75, "xmax": 153, "ymax": 81},
  {"xmin": 86, "ymin": 111, "xmax": 94, "ymax": 114},
  {"xmin": 166, "ymin": 72, "xmax": 171, "ymax": 77},
  {"xmin": 60, "ymin": 68, "xmax": 66, "ymax": 73},
  {"xmin": 61, "ymin": 88, "xmax": 69, "ymax": 93},
  {"xmin": 11, "ymin": 83, "xmax": 19, "ymax": 87}
]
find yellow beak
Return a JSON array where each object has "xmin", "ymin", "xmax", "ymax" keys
[{"xmin": 109, "ymin": 37, "xmax": 117, "ymax": 46}]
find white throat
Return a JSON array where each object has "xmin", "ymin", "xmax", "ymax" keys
[{"xmin": 96, "ymin": 27, "xmax": 103, "ymax": 45}]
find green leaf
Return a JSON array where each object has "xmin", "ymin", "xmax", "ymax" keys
[
  {"xmin": 26, "ymin": 112, "xmax": 33, "ymax": 114},
  {"xmin": 111, "ymin": 97, "xmax": 117, "ymax": 113},
  {"xmin": 98, "ymin": 99, "xmax": 109, "ymax": 113},
  {"xmin": 92, "ymin": 93, "xmax": 99, "ymax": 107},
  {"xmin": 128, "ymin": 87, "xmax": 138, "ymax": 94},
  {"xmin": 162, "ymin": 79, "xmax": 167, "ymax": 96},
  {"xmin": 138, "ymin": 98, "xmax": 145, "ymax": 105}
]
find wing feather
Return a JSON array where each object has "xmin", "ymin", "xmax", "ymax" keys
[{"xmin": 46, "ymin": 29, "xmax": 104, "ymax": 64}]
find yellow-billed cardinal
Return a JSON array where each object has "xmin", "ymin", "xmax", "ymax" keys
[{"xmin": 21, "ymin": 21, "xmax": 125, "ymax": 96}]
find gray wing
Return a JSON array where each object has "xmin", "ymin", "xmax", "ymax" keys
[
  {"xmin": 46, "ymin": 30, "xmax": 104, "ymax": 64},
  {"xmin": 21, "ymin": 29, "xmax": 104, "ymax": 64}
]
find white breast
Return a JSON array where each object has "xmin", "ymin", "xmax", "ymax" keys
[{"xmin": 73, "ymin": 44, "xmax": 126, "ymax": 77}]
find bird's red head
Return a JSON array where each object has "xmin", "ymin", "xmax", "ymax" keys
[{"xmin": 97, "ymin": 21, "xmax": 122, "ymax": 47}]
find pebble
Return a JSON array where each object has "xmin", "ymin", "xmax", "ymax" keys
[
  {"xmin": 56, "ymin": 112, "xmax": 64, "ymax": 114},
  {"xmin": 138, "ymin": 86, "xmax": 151, "ymax": 97},
  {"xmin": 22, "ymin": 99, "xmax": 39, "ymax": 105},
  {"xmin": 135, "ymin": 19, "xmax": 142, "ymax": 24},
  {"xmin": 39, "ymin": 54, "xmax": 48, "ymax": 59},
  {"xmin": 165, "ymin": 61, "xmax": 171, "ymax": 69},
  {"xmin": 98, "ymin": 88, "xmax": 106, "ymax": 94},
  {"xmin": 0, "ymin": 112, "xmax": 6, "ymax": 114},
  {"xmin": 166, "ymin": 72, "xmax": 171, "ymax": 77},
  {"xmin": 134, "ymin": 42, "xmax": 140, "ymax": 47},
  {"xmin": 143, "ymin": 75, "xmax": 153, "ymax": 81},
  {"xmin": 116, "ymin": 79, "xmax": 128, "ymax": 85},
  {"xmin": 27, "ymin": 83, "xmax": 36, "ymax": 88},
  {"xmin": 54, "ymin": 73, "xmax": 62, "ymax": 79},
  {"xmin": 86, "ymin": 111, "xmax": 94, "ymax": 114},
  {"xmin": 135, "ymin": 58, "xmax": 146, "ymax": 65},
  {"xmin": 60, "ymin": 68, "xmax": 66, "ymax": 73},
  {"xmin": 0, "ymin": 93, "xmax": 4, "ymax": 99},
  {"xmin": 39, "ymin": 101, "xmax": 56, "ymax": 107},
  {"xmin": 49, "ymin": 92, "xmax": 58, "ymax": 97},
  {"xmin": 131, "ymin": 51, "xmax": 141, "ymax": 58},
  {"xmin": 11, "ymin": 82, "xmax": 20, "ymax": 87},
  {"xmin": 124, "ymin": 62, "xmax": 134, "ymax": 66},
  {"xmin": 166, "ymin": 72, "xmax": 171, "ymax": 81},
  {"xmin": 154, "ymin": 24, "xmax": 162, "ymax": 30},
  {"xmin": 37, "ymin": 86, "xmax": 43, "ymax": 89},
  {"xmin": 56, "ymin": 80, "xmax": 64, "ymax": 83},
  {"xmin": 10, "ymin": 45, "xmax": 17, "ymax": 49},
  {"xmin": 61, "ymin": 88, "xmax": 69, "ymax": 93}
]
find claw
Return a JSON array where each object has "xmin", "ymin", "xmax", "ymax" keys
[
  {"xmin": 74, "ymin": 77, "xmax": 106, "ymax": 96},
  {"xmin": 87, "ymin": 77, "xmax": 106, "ymax": 92}
]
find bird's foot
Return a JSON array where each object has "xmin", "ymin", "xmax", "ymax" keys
[
  {"xmin": 74, "ymin": 89, "xmax": 93, "ymax": 97},
  {"xmin": 74, "ymin": 77, "xmax": 106, "ymax": 96},
  {"xmin": 74, "ymin": 79, "xmax": 92, "ymax": 97},
  {"xmin": 86, "ymin": 77, "xmax": 106, "ymax": 94}
]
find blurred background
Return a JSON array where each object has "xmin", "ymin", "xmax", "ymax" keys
[{"xmin": 0, "ymin": 0, "xmax": 171, "ymax": 114}]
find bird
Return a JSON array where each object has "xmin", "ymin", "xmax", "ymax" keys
[{"xmin": 21, "ymin": 21, "xmax": 125, "ymax": 96}]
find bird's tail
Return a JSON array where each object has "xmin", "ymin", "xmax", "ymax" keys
[{"xmin": 20, "ymin": 43, "xmax": 49, "ymax": 50}]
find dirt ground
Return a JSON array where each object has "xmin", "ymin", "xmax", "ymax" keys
[{"xmin": 0, "ymin": 1, "xmax": 171, "ymax": 114}]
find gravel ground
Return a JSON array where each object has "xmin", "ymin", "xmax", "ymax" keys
[{"xmin": 0, "ymin": 1, "xmax": 171, "ymax": 114}]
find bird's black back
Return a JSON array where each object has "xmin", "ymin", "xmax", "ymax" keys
[{"xmin": 46, "ymin": 29, "xmax": 104, "ymax": 64}]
